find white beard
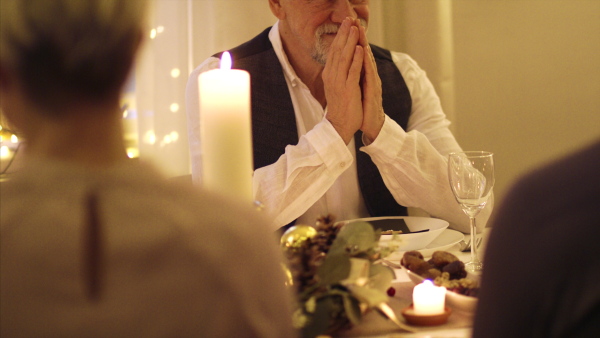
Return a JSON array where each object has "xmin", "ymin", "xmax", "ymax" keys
[{"xmin": 311, "ymin": 19, "xmax": 367, "ymax": 65}]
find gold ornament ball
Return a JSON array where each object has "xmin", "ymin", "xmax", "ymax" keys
[{"xmin": 280, "ymin": 225, "xmax": 317, "ymax": 251}]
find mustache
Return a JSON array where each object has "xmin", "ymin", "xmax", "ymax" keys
[
  {"xmin": 316, "ymin": 24, "xmax": 340, "ymax": 36},
  {"xmin": 315, "ymin": 19, "xmax": 367, "ymax": 38}
]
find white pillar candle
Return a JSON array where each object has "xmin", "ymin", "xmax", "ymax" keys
[
  {"xmin": 198, "ymin": 52, "xmax": 253, "ymax": 203},
  {"xmin": 412, "ymin": 280, "xmax": 446, "ymax": 315}
]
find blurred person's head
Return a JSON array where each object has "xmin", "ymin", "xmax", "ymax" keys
[{"xmin": 0, "ymin": 0, "xmax": 147, "ymax": 121}]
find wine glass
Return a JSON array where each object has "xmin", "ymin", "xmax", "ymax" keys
[{"xmin": 448, "ymin": 151, "xmax": 494, "ymax": 272}]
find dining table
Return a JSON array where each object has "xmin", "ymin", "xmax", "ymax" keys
[{"xmin": 333, "ymin": 227, "xmax": 492, "ymax": 338}]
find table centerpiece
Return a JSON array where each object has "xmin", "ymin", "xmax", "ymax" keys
[{"xmin": 281, "ymin": 215, "xmax": 406, "ymax": 337}]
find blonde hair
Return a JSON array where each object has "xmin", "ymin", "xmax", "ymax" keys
[{"xmin": 0, "ymin": 0, "xmax": 148, "ymax": 112}]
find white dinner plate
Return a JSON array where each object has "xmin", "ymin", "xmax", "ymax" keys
[
  {"xmin": 386, "ymin": 229, "xmax": 464, "ymax": 260},
  {"xmin": 341, "ymin": 216, "xmax": 450, "ymax": 254}
]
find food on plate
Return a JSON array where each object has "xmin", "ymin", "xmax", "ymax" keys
[
  {"xmin": 429, "ymin": 251, "xmax": 459, "ymax": 269},
  {"xmin": 400, "ymin": 251, "xmax": 441, "ymax": 279},
  {"xmin": 402, "ymin": 250, "xmax": 423, "ymax": 261},
  {"xmin": 442, "ymin": 260, "xmax": 467, "ymax": 280},
  {"xmin": 400, "ymin": 250, "xmax": 478, "ymax": 297},
  {"xmin": 434, "ymin": 272, "xmax": 479, "ymax": 297}
]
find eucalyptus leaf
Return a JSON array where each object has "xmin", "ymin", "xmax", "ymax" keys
[
  {"xmin": 316, "ymin": 253, "xmax": 350, "ymax": 285},
  {"xmin": 326, "ymin": 288, "xmax": 360, "ymax": 324},
  {"xmin": 325, "ymin": 288, "xmax": 351, "ymax": 297},
  {"xmin": 341, "ymin": 293, "xmax": 362, "ymax": 325},
  {"xmin": 327, "ymin": 286, "xmax": 362, "ymax": 324},
  {"xmin": 329, "ymin": 221, "xmax": 376, "ymax": 255},
  {"xmin": 368, "ymin": 264, "xmax": 395, "ymax": 292},
  {"xmin": 301, "ymin": 297, "xmax": 335, "ymax": 338},
  {"xmin": 348, "ymin": 285, "xmax": 388, "ymax": 307}
]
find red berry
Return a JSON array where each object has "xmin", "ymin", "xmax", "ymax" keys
[{"xmin": 387, "ymin": 287, "xmax": 396, "ymax": 297}]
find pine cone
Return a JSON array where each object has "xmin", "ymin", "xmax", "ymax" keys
[
  {"xmin": 285, "ymin": 214, "xmax": 341, "ymax": 294},
  {"xmin": 313, "ymin": 214, "xmax": 341, "ymax": 254}
]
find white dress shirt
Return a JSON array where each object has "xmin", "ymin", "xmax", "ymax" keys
[{"xmin": 186, "ymin": 21, "xmax": 492, "ymax": 232}]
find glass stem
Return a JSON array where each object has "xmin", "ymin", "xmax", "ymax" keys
[{"xmin": 469, "ymin": 217, "xmax": 481, "ymax": 265}]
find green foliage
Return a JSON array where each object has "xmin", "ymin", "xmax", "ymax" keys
[
  {"xmin": 285, "ymin": 219, "xmax": 400, "ymax": 338},
  {"xmin": 328, "ymin": 221, "xmax": 378, "ymax": 256},
  {"xmin": 316, "ymin": 253, "xmax": 351, "ymax": 286}
]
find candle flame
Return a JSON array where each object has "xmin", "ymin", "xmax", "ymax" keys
[{"xmin": 220, "ymin": 51, "xmax": 232, "ymax": 70}]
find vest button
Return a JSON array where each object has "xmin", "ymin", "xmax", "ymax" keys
[{"xmin": 339, "ymin": 162, "xmax": 346, "ymax": 168}]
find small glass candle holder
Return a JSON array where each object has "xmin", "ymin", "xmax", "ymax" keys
[
  {"xmin": 401, "ymin": 305, "xmax": 452, "ymax": 326},
  {"xmin": 402, "ymin": 280, "xmax": 451, "ymax": 326}
]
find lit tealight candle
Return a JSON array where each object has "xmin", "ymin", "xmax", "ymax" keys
[
  {"xmin": 412, "ymin": 280, "xmax": 446, "ymax": 315},
  {"xmin": 198, "ymin": 51, "xmax": 253, "ymax": 203}
]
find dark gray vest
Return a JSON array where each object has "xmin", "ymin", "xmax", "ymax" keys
[{"xmin": 214, "ymin": 27, "xmax": 412, "ymax": 221}]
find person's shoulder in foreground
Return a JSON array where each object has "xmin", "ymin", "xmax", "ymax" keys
[
  {"xmin": 473, "ymin": 139, "xmax": 600, "ymax": 338},
  {"xmin": 0, "ymin": 159, "xmax": 296, "ymax": 337}
]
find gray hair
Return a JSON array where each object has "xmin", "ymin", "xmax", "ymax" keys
[{"xmin": 0, "ymin": 0, "xmax": 148, "ymax": 112}]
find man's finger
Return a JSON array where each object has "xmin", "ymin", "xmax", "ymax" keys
[
  {"xmin": 357, "ymin": 20, "xmax": 369, "ymax": 47},
  {"xmin": 336, "ymin": 25, "xmax": 360, "ymax": 72},
  {"xmin": 330, "ymin": 17, "xmax": 353, "ymax": 56},
  {"xmin": 348, "ymin": 45, "xmax": 364, "ymax": 85}
]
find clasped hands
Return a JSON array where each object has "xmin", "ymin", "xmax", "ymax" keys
[{"xmin": 323, "ymin": 17, "xmax": 385, "ymax": 145}]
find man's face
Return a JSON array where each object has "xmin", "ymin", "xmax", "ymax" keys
[{"xmin": 278, "ymin": 0, "xmax": 370, "ymax": 65}]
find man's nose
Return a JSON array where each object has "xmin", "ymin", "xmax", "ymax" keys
[{"xmin": 330, "ymin": 0, "xmax": 358, "ymax": 23}]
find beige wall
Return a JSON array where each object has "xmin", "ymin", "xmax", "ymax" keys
[
  {"xmin": 374, "ymin": 0, "xmax": 600, "ymax": 203},
  {"xmin": 451, "ymin": 0, "xmax": 600, "ymax": 201}
]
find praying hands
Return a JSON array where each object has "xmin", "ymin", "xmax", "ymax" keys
[{"xmin": 323, "ymin": 17, "xmax": 385, "ymax": 145}]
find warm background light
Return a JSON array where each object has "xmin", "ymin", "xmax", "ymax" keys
[{"xmin": 0, "ymin": 146, "xmax": 9, "ymax": 159}]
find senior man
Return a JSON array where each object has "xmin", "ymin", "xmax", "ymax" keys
[{"xmin": 186, "ymin": 0, "xmax": 492, "ymax": 232}]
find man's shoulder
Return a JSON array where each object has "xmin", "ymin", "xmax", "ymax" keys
[
  {"xmin": 213, "ymin": 27, "xmax": 274, "ymax": 61},
  {"xmin": 370, "ymin": 46, "xmax": 415, "ymax": 67},
  {"xmin": 369, "ymin": 44, "xmax": 393, "ymax": 62}
]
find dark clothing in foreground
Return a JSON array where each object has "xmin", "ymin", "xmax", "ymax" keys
[{"xmin": 473, "ymin": 140, "xmax": 600, "ymax": 338}]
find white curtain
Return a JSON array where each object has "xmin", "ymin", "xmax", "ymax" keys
[
  {"xmin": 131, "ymin": 0, "xmax": 192, "ymax": 177},
  {"xmin": 130, "ymin": 0, "xmax": 454, "ymax": 177}
]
